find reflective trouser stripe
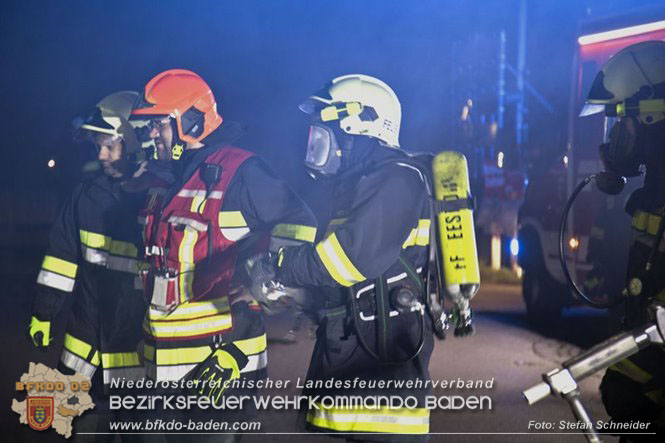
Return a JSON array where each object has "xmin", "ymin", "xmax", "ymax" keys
[
  {"xmin": 144, "ymin": 334, "xmax": 267, "ymax": 381},
  {"xmin": 37, "ymin": 270, "xmax": 75, "ymax": 292},
  {"xmin": 103, "ymin": 367, "xmax": 145, "ymax": 386},
  {"xmin": 307, "ymin": 404, "xmax": 429, "ymax": 434},
  {"xmin": 315, "ymin": 233, "xmax": 366, "ymax": 287},
  {"xmin": 144, "ymin": 351, "xmax": 267, "ymax": 382},
  {"xmin": 608, "ymin": 359, "xmax": 652, "ymax": 384},
  {"xmin": 272, "ymin": 224, "xmax": 317, "ymax": 243},
  {"xmin": 41, "ymin": 255, "xmax": 77, "ymax": 278},
  {"xmin": 402, "ymin": 219, "xmax": 431, "ymax": 248},
  {"xmin": 101, "ymin": 352, "xmax": 141, "ymax": 369},
  {"xmin": 144, "ymin": 314, "xmax": 233, "ymax": 339},
  {"xmin": 60, "ymin": 350, "xmax": 97, "ymax": 378}
]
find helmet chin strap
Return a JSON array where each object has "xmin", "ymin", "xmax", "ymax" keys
[{"xmin": 170, "ymin": 118, "xmax": 185, "ymax": 160}]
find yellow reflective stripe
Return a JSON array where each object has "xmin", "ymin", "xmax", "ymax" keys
[
  {"xmin": 150, "ymin": 334, "xmax": 266, "ymax": 366},
  {"xmin": 191, "ymin": 196, "xmax": 206, "ymax": 214},
  {"xmin": 218, "ymin": 211, "xmax": 247, "ymax": 227},
  {"xmin": 147, "ymin": 296, "xmax": 231, "ymax": 321},
  {"xmin": 144, "ymin": 314, "xmax": 233, "ymax": 338},
  {"xmin": 91, "ymin": 350, "xmax": 100, "ymax": 366},
  {"xmin": 178, "ymin": 228, "xmax": 198, "ymax": 304},
  {"xmin": 403, "ymin": 219, "xmax": 431, "ymax": 248},
  {"xmin": 234, "ymin": 333, "xmax": 267, "ymax": 355},
  {"xmin": 64, "ymin": 333, "xmax": 92, "ymax": 360},
  {"xmin": 144, "ymin": 344, "xmax": 155, "ymax": 362},
  {"xmin": 41, "ymin": 255, "xmax": 78, "ymax": 278},
  {"xmin": 79, "ymin": 229, "xmax": 111, "ymax": 250},
  {"xmin": 315, "ymin": 233, "xmax": 365, "ymax": 287},
  {"xmin": 609, "ymin": 359, "xmax": 652, "ymax": 384},
  {"xmin": 632, "ymin": 211, "xmax": 662, "ymax": 236},
  {"xmin": 109, "ymin": 239, "xmax": 138, "ymax": 258},
  {"xmin": 101, "ymin": 352, "xmax": 140, "ymax": 369},
  {"xmin": 272, "ymin": 224, "xmax": 316, "ymax": 243},
  {"xmin": 307, "ymin": 404, "xmax": 429, "ymax": 434}
]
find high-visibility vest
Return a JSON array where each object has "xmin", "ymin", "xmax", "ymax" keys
[{"xmin": 142, "ymin": 147, "xmax": 255, "ymax": 322}]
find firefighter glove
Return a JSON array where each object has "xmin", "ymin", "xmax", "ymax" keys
[
  {"xmin": 192, "ymin": 343, "xmax": 249, "ymax": 405},
  {"xmin": 28, "ymin": 316, "xmax": 51, "ymax": 348},
  {"xmin": 245, "ymin": 252, "xmax": 288, "ymax": 312}
]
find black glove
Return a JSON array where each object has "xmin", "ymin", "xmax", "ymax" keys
[{"xmin": 244, "ymin": 252, "xmax": 289, "ymax": 313}]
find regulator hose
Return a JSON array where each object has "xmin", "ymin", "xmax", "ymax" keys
[{"xmin": 558, "ymin": 174, "xmax": 622, "ymax": 309}]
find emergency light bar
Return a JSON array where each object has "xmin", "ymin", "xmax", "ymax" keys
[{"xmin": 578, "ymin": 19, "xmax": 665, "ymax": 46}]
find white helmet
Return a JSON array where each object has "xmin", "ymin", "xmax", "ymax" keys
[
  {"xmin": 80, "ymin": 91, "xmax": 141, "ymax": 154},
  {"xmin": 300, "ymin": 74, "xmax": 402, "ymax": 147},
  {"xmin": 581, "ymin": 40, "xmax": 665, "ymax": 125}
]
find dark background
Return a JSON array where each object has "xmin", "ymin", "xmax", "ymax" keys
[{"xmin": 2, "ymin": 0, "xmax": 665, "ymax": 440}]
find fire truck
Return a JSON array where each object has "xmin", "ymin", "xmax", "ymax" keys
[{"xmin": 517, "ymin": 14, "xmax": 665, "ymax": 325}]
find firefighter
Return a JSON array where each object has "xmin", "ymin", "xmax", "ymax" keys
[
  {"xmin": 248, "ymin": 74, "xmax": 438, "ymax": 441},
  {"xmin": 580, "ymin": 40, "xmax": 665, "ymax": 439},
  {"xmin": 28, "ymin": 91, "xmax": 147, "ymax": 389},
  {"xmin": 130, "ymin": 69, "xmax": 317, "ymax": 432}
]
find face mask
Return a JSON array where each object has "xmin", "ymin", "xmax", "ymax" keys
[
  {"xmin": 602, "ymin": 117, "xmax": 645, "ymax": 178},
  {"xmin": 304, "ymin": 124, "xmax": 341, "ymax": 176}
]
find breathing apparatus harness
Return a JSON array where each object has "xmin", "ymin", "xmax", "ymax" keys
[{"xmin": 349, "ymin": 151, "xmax": 479, "ymax": 365}]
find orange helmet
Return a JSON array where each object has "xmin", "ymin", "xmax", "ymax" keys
[{"xmin": 131, "ymin": 69, "xmax": 223, "ymax": 144}]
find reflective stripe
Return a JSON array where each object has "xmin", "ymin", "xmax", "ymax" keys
[
  {"xmin": 145, "ymin": 352, "xmax": 266, "ymax": 382},
  {"xmin": 41, "ymin": 255, "xmax": 77, "ymax": 278},
  {"xmin": 191, "ymin": 196, "xmax": 207, "ymax": 213},
  {"xmin": 325, "ymin": 217, "xmax": 348, "ymax": 236},
  {"xmin": 144, "ymin": 315, "xmax": 233, "ymax": 338},
  {"xmin": 272, "ymin": 224, "xmax": 316, "ymax": 243},
  {"xmin": 109, "ymin": 239, "xmax": 138, "ymax": 258},
  {"xmin": 243, "ymin": 350, "xmax": 268, "ymax": 373},
  {"xmin": 60, "ymin": 350, "xmax": 97, "ymax": 378},
  {"xmin": 106, "ymin": 255, "xmax": 141, "ymax": 274},
  {"xmin": 145, "ymin": 361, "xmax": 196, "ymax": 381},
  {"xmin": 178, "ymin": 227, "xmax": 198, "ymax": 304},
  {"xmin": 220, "ymin": 227, "xmax": 251, "ymax": 241},
  {"xmin": 177, "ymin": 189, "xmax": 223, "ymax": 199},
  {"xmin": 148, "ymin": 335, "xmax": 266, "ymax": 366},
  {"xmin": 80, "ymin": 230, "xmax": 111, "ymax": 250},
  {"xmin": 63, "ymin": 333, "xmax": 93, "ymax": 360},
  {"xmin": 82, "ymin": 245, "xmax": 109, "ymax": 265},
  {"xmin": 632, "ymin": 211, "xmax": 663, "ymax": 236},
  {"xmin": 37, "ymin": 270, "xmax": 75, "ymax": 292},
  {"xmin": 144, "ymin": 344, "xmax": 155, "ymax": 361},
  {"xmin": 103, "ymin": 367, "xmax": 144, "ymax": 385},
  {"xmin": 316, "ymin": 233, "xmax": 366, "ymax": 287},
  {"xmin": 307, "ymin": 404, "xmax": 429, "ymax": 434},
  {"xmin": 168, "ymin": 216, "xmax": 208, "ymax": 232},
  {"xmin": 101, "ymin": 352, "xmax": 141, "ymax": 369},
  {"xmin": 235, "ymin": 334, "xmax": 267, "ymax": 355},
  {"xmin": 402, "ymin": 219, "xmax": 431, "ymax": 248},
  {"xmin": 218, "ymin": 211, "xmax": 247, "ymax": 227},
  {"xmin": 609, "ymin": 359, "xmax": 652, "ymax": 384},
  {"xmin": 147, "ymin": 296, "xmax": 231, "ymax": 321}
]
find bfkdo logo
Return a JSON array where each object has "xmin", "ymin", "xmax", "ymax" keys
[{"xmin": 27, "ymin": 397, "xmax": 54, "ymax": 431}]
